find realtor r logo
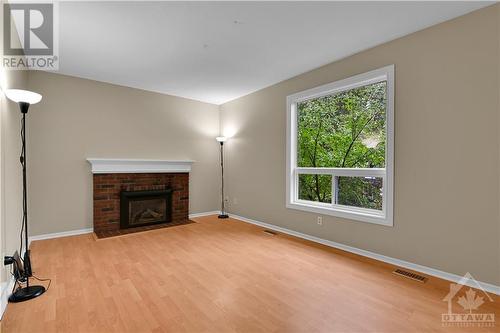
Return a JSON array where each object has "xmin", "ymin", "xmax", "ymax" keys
[{"xmin": 3, "ymin": 1, "xmax": 59, "ymax": 70}]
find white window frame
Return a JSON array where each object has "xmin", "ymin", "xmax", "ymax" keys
[{"xmin": 286, "ymin": 65, "xmax": 394, "ymax": 226}]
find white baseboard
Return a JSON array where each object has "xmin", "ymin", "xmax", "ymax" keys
[
  {"xmin": 27, "ymin": 211, "xmax": 219, "ymax": 245},
  {"xmin": 0, "ymin": 275, "xmax": 15, "ymax": 319},
  {"xmin": 229, "ymin": 213, "xmax": 500, "ymax": 296},
  {"xmin": 189, "ymin": 211, "xmax": 220, "ymax": 219},
  {"xmin": 29, "ymin": 227, "xmax": 94, "ymax": 246},
  {"xmin": 27, "ymin": 211, "xmax": 218, "ymax": 244}
]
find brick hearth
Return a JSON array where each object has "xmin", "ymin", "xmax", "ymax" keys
[{"xmin": 93, "ymin": 173, "xmax": 189, "ymax": 238}]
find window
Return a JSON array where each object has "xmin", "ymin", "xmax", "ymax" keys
[{"xmin": 286, "ymin": 65, "xmax": 394, "ymax": 226}]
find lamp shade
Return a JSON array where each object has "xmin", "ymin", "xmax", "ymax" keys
[
  {"xmin": 5, "ymin": 89, "xmax": 42, "ymax": 105},
  {"xmin": 216, "ymin": 136, "xmax": 227, "ymax": 143}
]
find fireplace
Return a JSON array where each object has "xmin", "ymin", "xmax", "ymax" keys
[
  {"xmin": 120, "ymin": 189, "xmax": 172, "ymax": 229},
  {"xmin": 91, "ymin": 172, "xmax": 189, "ymax": 237},
  {"xmin": 88, "ymin": 159, "xmax": 193, "ymax": 238}
]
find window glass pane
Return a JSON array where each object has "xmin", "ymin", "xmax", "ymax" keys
[
  {"xmin": 298, "ymin": 174, "xmax": 332, "ymax": 203},
  {"xmin": 297, "ymin": 81, "xmax": 386, "ymax": 168},
  {"xmin": 336, "ymin": 176, "xmax": 383, "ymax": 211}
]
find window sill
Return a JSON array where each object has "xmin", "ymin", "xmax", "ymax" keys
[{"xmin": 286, "ymin": 201, "xmax": 393, "ymax": 227}]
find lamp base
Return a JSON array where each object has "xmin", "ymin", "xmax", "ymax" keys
[
  {"xmin": 8, "ymin": 285, "xmax": 46, "ymax": 303},
  {"xmin": 218, "ymin": 214, "xmax": 229, "ymax": 219}
]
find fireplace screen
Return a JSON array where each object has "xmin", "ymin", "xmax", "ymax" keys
[{"xmin": 120, "ymin": 189, "xmax": 172, "ymax": 229}]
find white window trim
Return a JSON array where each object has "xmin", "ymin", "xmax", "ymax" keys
[{"xmin": 286, "ymin": 65, "xmax": 394, "ymax": 227}]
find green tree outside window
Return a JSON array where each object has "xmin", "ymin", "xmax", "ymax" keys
[{"xmin": 297, "ymin": 82, "xmax": 386, "ymax": 210}]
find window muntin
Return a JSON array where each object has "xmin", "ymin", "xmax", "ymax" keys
[{"xmin": 286, "ymin": 66, "xmax": 394, "ymax": 226}]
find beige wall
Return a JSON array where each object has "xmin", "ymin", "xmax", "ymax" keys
[
  {"xmin": 220, "ymin": 5, "xmax": 500, "ymax": 285},
  {"xmin": 26, "ymin": 71, "xmax": 221, "ymax": 236},
  {"xmin": 497, "ymin": 4, "xmax": 500, "ymax": 285}
]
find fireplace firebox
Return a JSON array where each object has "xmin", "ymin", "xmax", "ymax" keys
[{"xmin": 120, "ymin": 189, "xmax": 172, "ymax": 229}]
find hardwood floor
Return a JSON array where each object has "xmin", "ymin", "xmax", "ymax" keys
[{"xmin": 2, "ymin": 215, "xmax": 498, "ymax": 332}]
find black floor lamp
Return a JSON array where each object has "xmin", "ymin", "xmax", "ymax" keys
[
  {"xmin": 216, "ymin": 136, "xmax": 228, "ymax": 219},
  {"xmin": 4, "ymin": 89, "xmax": 46, "ymax": 302}
]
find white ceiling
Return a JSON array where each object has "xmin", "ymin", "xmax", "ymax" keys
[{"xmin": 56, "ymin": 1, "xmax": 492, "ymax": 105}]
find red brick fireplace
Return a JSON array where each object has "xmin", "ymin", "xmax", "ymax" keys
[{"xmin": 88, "ymin": 159, "xmax": 193, "ymax": 238}]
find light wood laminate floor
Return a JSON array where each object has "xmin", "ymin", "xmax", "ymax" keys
[{"xmin": 1, "ymin": 215, "xmax": 498, "ymax": 332}]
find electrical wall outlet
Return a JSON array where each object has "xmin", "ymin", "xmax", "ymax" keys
[
  {"xmin": 233, "ymin": 197, "xmax": 238, "ymax": 205},
  {"xmin": 317, "ymin": 216, "xmax": 323, "ymax": 225}
]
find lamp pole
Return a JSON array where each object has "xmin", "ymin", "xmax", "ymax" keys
[
  {"xmin": 216, "ymin": 137, "xmax": 228, "ymax": 219},
  {"xmin": 20, "ymin": 105, "xmax": 31, "ymax": 282}
]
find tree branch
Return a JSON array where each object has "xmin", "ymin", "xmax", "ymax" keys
[{"xmin": 341, "ymin": 109, "xmax": 381, "ymax": 167}]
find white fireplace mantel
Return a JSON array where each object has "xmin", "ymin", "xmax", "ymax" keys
[{"xmin": 87, "ymin": 158, "xmax": 194, "ymax": 174}]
